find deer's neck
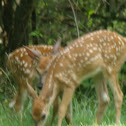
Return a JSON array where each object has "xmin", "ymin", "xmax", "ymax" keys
[{"xmin": 40, "ymin": 64, "xmax": 58, "ymax": 105}]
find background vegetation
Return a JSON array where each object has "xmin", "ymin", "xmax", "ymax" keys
[{"xmin": 1, "ymin": 0, "xmax": 126, "ymax": 125}]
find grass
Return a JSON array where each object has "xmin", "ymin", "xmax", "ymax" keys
[
  {"xmin": 0, "ymin": 68, "xmax": 126, "ymax": 126},
  {"xmin": 0, "ymin": 95, "xmax": 126, "ymax": 126}
]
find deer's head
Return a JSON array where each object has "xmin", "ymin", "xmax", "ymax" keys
[
  {"xmin": 25, "ymin": 38, "xmax": 61, "ymax": 89},
  {"xmin": 26, "ymin": 39, "xmax": 61, "ymax": 125},
  {"xmin": 27, "ymin": 82, "xmax": 49, "ymax": 126}
]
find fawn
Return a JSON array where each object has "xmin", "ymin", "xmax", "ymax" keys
[
  {"xmin": 27, "ymin": 30, "xmax": 126, "ymax": 126},
  {"xmin": 8, "ymin": 45, "xmax": 57, "ymax": 112}
]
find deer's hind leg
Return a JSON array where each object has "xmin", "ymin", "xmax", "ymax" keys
[
  {"xmin": 107, "ymin": 72, "xmax": 123, "ymax": 124},
  {"xmin": 94, "ymin": 73, "xmax": 110, "ymax": 124},
  {"xmin": 9, "ymin": 78, "xmax": 28, "ymax": 112}
]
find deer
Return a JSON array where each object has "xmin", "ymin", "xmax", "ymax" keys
[
  {"xmin": 8, "ymin": 42, "xmax": 64, "ymax": 111},
  {"xmin": 8, "ymin": 45, "xmax": 55, "ymax": 111},
  {"xmin": 27, "ymin": 30, "xmax": 126, "ymax": 126}
]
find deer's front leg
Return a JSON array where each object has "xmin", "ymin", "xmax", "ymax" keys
[
  {"xmin": 65, "ymin": 101, "xmax": 73, "ymax": 125},
  {"xmin": 94, "ymin": 73, "xmax": 110, "ymax": 124},
  {"xmin": 51, "ymin": 96, "xmax": 73, "ymax": 126},
  {"xmin": 58, "ymin": 87, "xmax": 74, "ymax": 126}
]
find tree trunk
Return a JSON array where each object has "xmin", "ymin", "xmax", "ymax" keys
[
  {"xmin": 32, "ymin": 9, "xmax": 38, "ymax": 45},
  {"xmin": 6, "ymin": 0, "xmax": 37, "ymax": 52},
  {"xmin": 2, "ymin": 0, "xmax": 13, "ymax": 51}
]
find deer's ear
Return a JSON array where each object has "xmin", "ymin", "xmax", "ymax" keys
[
  {"xmin": 24, "ymin": 46, "xmax": 41, "ymax": 61},
  {"xmin": 52, "ymin": 38, "xmax": 61, "ymax": 54},
  {"xmin": 27, "ymin": 82, "xmax": 38, "ymax": 100}
]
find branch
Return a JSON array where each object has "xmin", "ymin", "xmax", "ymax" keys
[{"xmin": 67, "ymin": 0, "xmax": 79, "ymax": 37}]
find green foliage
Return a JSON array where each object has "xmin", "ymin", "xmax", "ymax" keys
[
  {"xmin": 88, "ymin": 10, "xmax": 95, "ymax": 18},
  {"xmin": 29, "ymin": 30, "xmax": 43, "ymax": 39}
]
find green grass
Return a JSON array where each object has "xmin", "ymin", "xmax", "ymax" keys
[
  {"xmin": 1, "ymin": 67, "xmax": 126, "ymax": 126},
  {"xmin": 0, "ymin": 95, "xmax": 126, "ymax": 126}
]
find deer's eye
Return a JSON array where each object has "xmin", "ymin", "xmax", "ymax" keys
[{"xmin": 41, "ymin": 114, "xmax": 46, "ymax": 120}]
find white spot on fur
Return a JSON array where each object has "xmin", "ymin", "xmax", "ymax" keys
[
  {"xmin": 103, "ymin": 43, "xmax": 106, "ymax": 46},
  {"xmin": 85, "ymin": 57, "xmax": 88, "ymax": 61},
  {"xmin": 91, "ymin": 37, "xmax": 94, "ymax": 40},
  {"xmin": 68, "ymin": 54, "xmax": 72, "ymax": 58},
  {"xmin": 60, "ymin": 63, "xmax": 63, "ymax": 67},
  {"xmin": 74, "ymin": 54, "xmax": 78, "ymax": 57},
  {"xmin": 93, "ymin": 47, "xmax": 97, "ymax": 50},
  {"xmin": 103, "ymin": 92, "xmax": 109, "ymax": 102},
  {"xmin": 23, "ymin": 48, "xmax": 26, "ymax": 51},
  {"xmin": 89, "ymin": 49, "xmax": 93, "ymax": 53},
  {"xmin": 118, "ymin": 36, "xmax": 124, "ymax": 46},
  {"xmin": 108, "ymin": 66, "xmax": 112, "ymax": 73},
  {"xmin": 20, "ymin": 53, "xmax": 23, "ymax": 57},
  {"xmin": 9, "ymin": 53, "xmax": 12, "ymax": 58},
  {"xmin": 111, "ymin": 36, "xmax": 114, "ymax": 39},
  {"xmin": 25, "ymin": 69, "xmax": 30, "ymax": 74},
  {"xmin": 44, "ymin": 45, "xmax": 47, "ymax": 50},
  {"xmin": 70, "ymin": 46, "xmax": 73, "ymax": 49},
  {"xmin": 9, "ymin": 100, "xmax": 16, "ymax": 108},
  {"xmin": 99, "ymin": 39, "xmax": 103, "ymax": 43},
  {"xmin": 22, "ymin": 60, "xmax": 25, "ymax": 64},
  {"xmin": 24, "ymin": 63, "xmax": 28, "ymax": 67},
  {"xmin": 15, "ymin": 56, "xmax": 19, "ymax": 61}
]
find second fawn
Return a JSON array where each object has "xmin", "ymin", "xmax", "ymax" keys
[{"xmin": 8, "ymin": 45, "xmax": 56, "ymax": 112}]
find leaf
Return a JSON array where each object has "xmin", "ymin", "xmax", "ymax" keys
[
  {"xmin": 88, "ymin": 10, "xmax": 95, "ymax": 18},
  {"xmin": 29, "ymin": 30, "xmax": 43, "ymax": 38},
  {"xmin": 47, "ymin": 39, "xmax": 53, "ymax": 45}
]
